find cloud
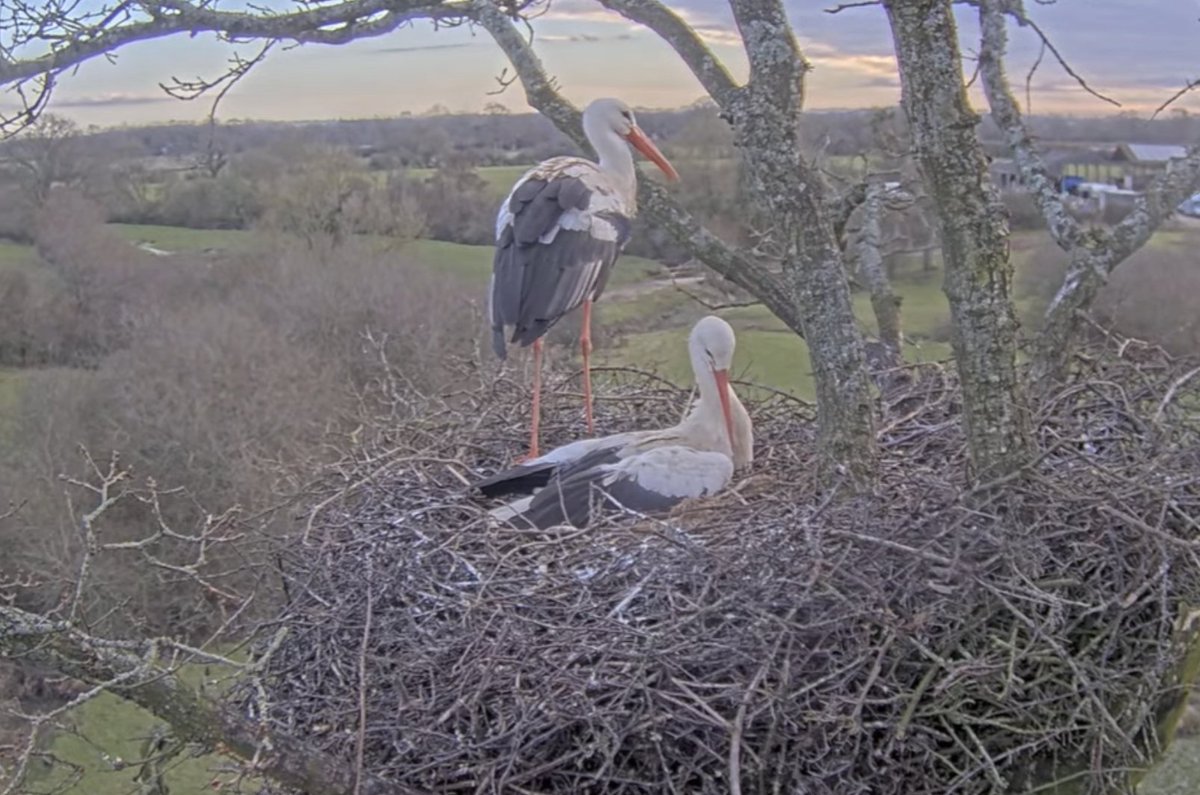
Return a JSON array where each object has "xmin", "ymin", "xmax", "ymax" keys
[
  {"xmin": 374, "ymin": 42, "xmax": 480, "ymax": 54},
  {"xmin": 52, "ymin": 92, "xmax": 171, "ymax": 108},
  {"xmin": 538, "ymin": 32, "xmax": 634, "ymax": 44},
  {"xmin": 539, "ymin": 0, "xmax": 743, "ymax": 47}
]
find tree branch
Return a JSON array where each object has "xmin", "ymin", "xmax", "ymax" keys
[
  {"xmin": 598, "ymin": 0, "xmax": 742, "ymax": 109},
  {"xmin": 977, "ymin": 0, "xmax": 1080, "ymax": 249},
  {"xmin": 0, "ymin": 0, "xmax": 470, "ymax": 132},
  {"xmin": 0, "ymin": 605, "xmax": 421, "ymax": 795},
  {"xmin": 730, "ymin": 0, "xmax": 810, "ymax": 111}
]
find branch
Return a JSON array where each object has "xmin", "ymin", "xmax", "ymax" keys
[
  {"xmin": 977, "ymin": 0, "xmax": 1080, "ymax": 249},
  {"xmin": 598, "ymin": 0, "xmax": 742, "ymax": 109},
  {"xmin": 960, "ymin": 0, "xmax": 1119, "ymax": 108},
  {"xmin": 1153, "ymin": 77, "xmax": 1200, "ymax": 120},
  {"xmin": 0, "ymin": 0, "xmax": 469, "ymax": 132},
  {"xmin": 830, "ymin": 180, "xmax": 869, "ymax": 241},
  {"xmin": 730, "ymin": 0, "xmax": 810, "ymax": 112},
  {"xmin": 1, "ymin": 0, "xmax": 461, "ymax": 85},
  {"xmin": 469, "ymin": 1, "xmax": 805, "ymax": 336},
  {"xmin": 1105, "ymin": 143, "xmax": 1200, "ymax": 263},
  {"xmin": 671, "ymin": 275, "xmax": 761, "ymax": 312},
  {"xmin": 0, "ymin": 605, "xmax": 421, "ymax": 795}
]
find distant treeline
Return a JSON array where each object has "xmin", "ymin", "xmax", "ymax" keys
[{"xmin": 7, "ymin": 103, "xmax": 1199, "ymax": 172}]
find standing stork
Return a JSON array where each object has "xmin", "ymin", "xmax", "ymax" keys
[
  {"xmin": 476, "ymin": 315, "xmax": 753, "ymax": 530},
  {"xmin": 490, "ymin": 97, "xmax": 680, "ymax": 461}
]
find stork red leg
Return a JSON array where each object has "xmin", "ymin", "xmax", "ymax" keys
[
  {"xmin": 581, "ymin": 298, "xmax": 595, "ymax": 435},
  {"xmin": 515, "ymin": 337, "xmax": 543, "ymax": 463}
]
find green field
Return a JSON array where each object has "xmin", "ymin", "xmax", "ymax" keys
[
  {"xmin": 110, "ymin": 223, "xmax": 254, "ymax": 252},
  {"xmin": 0, "ymin": 239, "xmax": 37, "ymax": 272},
  {"xmin": 26, "ymin": 655, "xmax": 256, "ymax": 795}
]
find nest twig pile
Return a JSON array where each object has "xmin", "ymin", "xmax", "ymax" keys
[{"xmin": 245, "ymin": 342, "xmax": 1200, "ymax": 794}]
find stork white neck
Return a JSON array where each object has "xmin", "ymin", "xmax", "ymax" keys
[
  {"xmin": 583, "ymin": 114, "xmax": 638, "ymax": 207},
  {"xmin": 689, "ymin": 337, "xmax": 722, "ymax": 408}
]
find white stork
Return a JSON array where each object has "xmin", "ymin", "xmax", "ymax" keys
[
  {"xmin": 476, "ymin": 315, "xmax": 753, "ymax": 530},
  {"xmin": 489, "ymin": 97, "xmax": 680, "ymax": 461}
]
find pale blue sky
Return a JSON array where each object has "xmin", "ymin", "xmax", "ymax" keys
[{"xmin": 17, "ymin": 0, "xmax": 1200, "ymax": 127}]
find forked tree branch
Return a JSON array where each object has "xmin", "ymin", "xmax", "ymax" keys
[{"xmin": 598, "ymin": 0, "xmax": 742, "ymax": 109}]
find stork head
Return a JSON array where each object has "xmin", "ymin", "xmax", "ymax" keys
[
  {"xmin": 583, "ymin": 97, "xmax": 680, "ymax": 181},
  {"xmin": 688, "ymin": 315, "xmax": 738, "ymax": 454}
]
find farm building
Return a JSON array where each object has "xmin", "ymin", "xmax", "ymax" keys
[
  {"xmin": 990, "ymin": 142, "xmax": 1190, "ymax": 193},
  {"xmin": 1108, "ymin": 143, "xmax": 1190, "ymax": 189}
]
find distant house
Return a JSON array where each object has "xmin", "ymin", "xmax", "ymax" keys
[
  {"xmin": 991, "ymin": 142, "xmax": 1190, "ymax": 193},
  {"xmin": 1110, "ymin": 143, "xmax": 1188, "ymax": 163},
  {"xmin": 989, "ymin": 147, "xmax": 1112, "ymax": 191},
  {"xmin": 1108, "ymin": 143, "xmax": 1189, "ymax": 189}
]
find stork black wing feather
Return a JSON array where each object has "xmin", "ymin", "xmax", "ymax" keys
[
  {"xmin": 506, "ymin": 451, "xmax": 681, "ymax": 530},
  {"xmin": 490, "ymin": 172, "xmax": 628, "ymax": 359}
]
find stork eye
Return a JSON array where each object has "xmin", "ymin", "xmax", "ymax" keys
[{"xmin": 620, "ymin": 110, "xmax": 633, "ymax": 121}]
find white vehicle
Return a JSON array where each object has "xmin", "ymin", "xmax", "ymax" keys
[{"xmin": 1178, "ymin": 193, "xmax": 1200, "ymax": 218}]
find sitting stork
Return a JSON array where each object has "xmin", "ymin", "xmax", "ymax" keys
[
  {"xmin": 477, "ymin": 316, "xmax": 753, "ymax": 530},
  {"xmin": 489, "ymin": 97, "xmax": 680, "ymax": 461}
]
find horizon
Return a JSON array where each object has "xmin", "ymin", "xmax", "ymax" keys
[
  {"xmin": 10, "ymin": 1, "xmax": 1198, "ymax": 131},
  {"xmin": 60, "ymin": 103, "xmax": 1200, "ymax": 137}
]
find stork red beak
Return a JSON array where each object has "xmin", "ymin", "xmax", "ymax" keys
[
  {"xmin": 712, "ymin": 368, "xmax": 736, "ymax": 453},
  {"xmin": 626, "ymin": 125, "xmax": 680, "ymax": 182}
]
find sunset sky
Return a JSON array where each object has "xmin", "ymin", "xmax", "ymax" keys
[{"xmin": 22, "ymin": 0, "xmax": 1200, "ymax": 127}]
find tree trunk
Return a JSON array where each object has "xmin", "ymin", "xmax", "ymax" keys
[
  {"xmin": 727, "ymin": 0, "xmax": 878, "ymax": 485},
  {"xmin": 856, "ymin": 182, "xmax": 903, "ymax": 354},
  {"xmin": 883, "ymin": 0, "xmax": 1033, "ymax": 479},
  {"xmin": 1028, "ymin": 247, "xmax": 1109, "ymax": 384}
]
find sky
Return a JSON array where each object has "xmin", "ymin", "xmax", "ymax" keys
[{"xmin": 12, "ymin": 0, "xmax": 1200, "ymax": 128}]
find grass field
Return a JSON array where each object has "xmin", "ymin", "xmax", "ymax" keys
[
  {"xmin": 0, "ymin": 239, "xmax": 37, "ymax": 272},
  {"xmin": 110, "ymin": 223, "xmax": 254, "ymax": 252},
  {"xmin": 26, "ymin": 657, "xmax": 255, "ymax": 795}
]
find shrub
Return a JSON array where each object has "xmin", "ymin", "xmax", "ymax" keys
[
  {"xmin": 156, "ymin": 171, "xmax": 262, "ymax": 229},
  {"xmin": 999, "ymin": 190, "xmax": 1044, "ymax": 231},
  {"xmin": 0, "ymin": 233, "xmax": 475, "ymax": 636}
]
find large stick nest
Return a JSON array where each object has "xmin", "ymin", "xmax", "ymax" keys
[{"xmin": 245, "ymin": 341, "xmax": 1200, "ymax": 794}]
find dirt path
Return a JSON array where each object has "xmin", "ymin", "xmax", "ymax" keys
[{"xmin": 604, "ymin": 274, "xmax": 705, "ymax": 301}]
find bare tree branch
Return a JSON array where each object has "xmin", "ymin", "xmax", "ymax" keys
[
  {"xmin": 977, "ymin": 0, "xmax": 1080, "ymax": 249},
  {"xmin": 854, "ymin": 182, "xmax": 902, "ymax": 354},
  {"xmin": 598, "ymin": 0, "xmax": 742, "ymax": 109},
  {"xmin": 958, "ymin": 0, "xmax": 1119, "ymax": 107},
  {"xmin": 0, "ymin": 0, "xmax": 473, "ymax": 134},
  {"xmin": 1152, "ymin": 77, "xmax": 1200, "ymax": 120},
  {"xmin": 671, "ymin": 275, "xmax": 761, "ymax": 312},
  {"xmin": 884, "ymin": 0, "xmax": 1032, "ymax": 477}
]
